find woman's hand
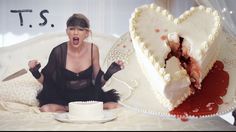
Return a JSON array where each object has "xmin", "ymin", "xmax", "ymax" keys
[
  {"xmin": 104, "ymin": 60, "xmax": 124, "ymax": 81},
  {"xmin": 95, "ymin": 60, "xmax": 125, "ymax": 88},
  {"xmin": 28, "ymin": 60, "xmax": 41, "ymax": 79},
  {"xmin": 28, "ymin": 60, "xmax": 40, "ymax": 69},
  {"xmin": 115, "ymin": 60, "xmax": 125, "ymax": 70}
]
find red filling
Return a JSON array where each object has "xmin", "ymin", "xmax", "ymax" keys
[
  {"xmin": 170, "ymin": 61, "xmax": 229, "ymax": 120},
  {"xmin": 164, "ymin": 36, "xmax": 201, "ymax": 93},
  {"xmin": 164, "ymin": 36, "xmax": 229, "ymax": 120}
]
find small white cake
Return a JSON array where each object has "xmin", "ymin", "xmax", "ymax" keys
[
  {"xmin": 129, "ymin": 4, "xmax": 222, "ymax": 110},
  {"xmin": 68, "ymin": 101, "xmax": 104, "ymax": 120}
]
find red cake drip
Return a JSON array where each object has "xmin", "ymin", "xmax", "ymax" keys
[{"xmin": 169, "ymin": 61, "xmax": 229, "ymax": 120}]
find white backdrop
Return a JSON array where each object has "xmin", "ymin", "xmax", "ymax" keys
[{"xmin": 0, "ymin": 0, "xmax": 154, "ymax": 47}]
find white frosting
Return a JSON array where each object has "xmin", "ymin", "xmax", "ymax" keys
[
  {"xmin": 68, "ymin": 101, "xmax": 104, "ymax": 120},
  {"xmin": 129, "ymin": 4, "xmax": 222, "ymax": 110},
  {"xmin": 167, "ymin": 32, "xmax": 180, "ymax": 43}
]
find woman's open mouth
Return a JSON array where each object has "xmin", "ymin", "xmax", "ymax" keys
[{"xmin": 73, "ymin": 37, "xmax": 80, "ymax": 45}]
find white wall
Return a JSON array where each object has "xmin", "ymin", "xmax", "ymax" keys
[{"xmin": 0, "ymin": 0, "xmax": 154, "ymax": 47}]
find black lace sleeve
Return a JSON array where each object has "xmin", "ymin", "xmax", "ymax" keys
[
  {"xmin": 94, "ymin": 69, "xmax": 120, "ymax": 102},
  {"xmin": 41, "ymin": 47, "xmax": 57, "ymax": 81},
  {"xmin": 104, "ymin": 62, "xmax": 122, "ymax": 81},
  {"xmin": 41, "ymin": 43, "xmax": 67, "ymax": 83},
  {"xmin": 36, "ymin": 43, "xmax": 67, "ymax": 106},
  {"xmin": 94, "ymin": 69, "xmax": 105, "ymax": 88}
]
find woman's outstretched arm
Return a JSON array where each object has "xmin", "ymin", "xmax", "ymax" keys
[{"xmin": 92, "ymin": 44, "xmax": 124, "ymax": 88}]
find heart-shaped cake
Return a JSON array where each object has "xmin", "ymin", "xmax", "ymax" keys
[{"xmin": 129, "ymin": 4, "xmax": 222, "ymax": 110}]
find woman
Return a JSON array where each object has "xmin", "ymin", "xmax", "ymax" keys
[{"xmin": 28, "ymin": 13, "xmax": 124, "ymax": 113}]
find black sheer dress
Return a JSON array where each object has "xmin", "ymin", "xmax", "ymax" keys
[{"xmin": 37, "ymin": 42, "xmax": 119, "ymax": 106}]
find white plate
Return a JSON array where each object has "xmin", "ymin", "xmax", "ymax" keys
[
  {"xmin": 105, "ymin": 32, "xmax": 236, "ymax": 119},
  {"xmin": 54, "ymin": 110, "xmax": 117, "ymax": 123}
]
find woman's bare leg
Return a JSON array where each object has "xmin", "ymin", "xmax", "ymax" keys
[
  {"xmin": 103, "ymin": 102, "xmax": 121, "ymax": 109},
  {"xmin": 39, "ymin": 104, "xmax": 68, "ymax": 113}
]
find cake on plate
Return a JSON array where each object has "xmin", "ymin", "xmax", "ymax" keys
[
  {"xmin": 68, "ymin": 101, "xmax": 104, "ymax": 120},
  {"xmin": 129, "ymin": 4, "xmax": 222, "ymax": 110}
]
